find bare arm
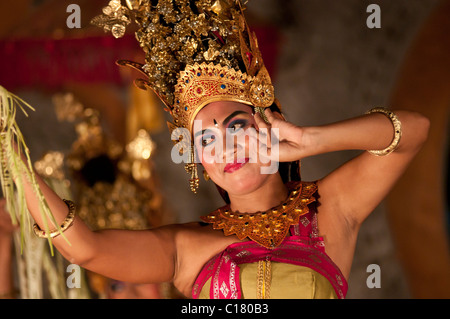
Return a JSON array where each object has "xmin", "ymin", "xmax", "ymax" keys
[
  {"xmin": 302, "ymin": 110, "xmax": 430, "ymax": 227},
  {"xmin": 258, "ymin": 108, "xmax": 429, "ymax": 276},
  {"xmin": 10, "ymin": 149, "xmax": 177, "ymax": 284},
  {"xmin": 258, "ymin": 108, "xmax": 429, "ymax": 227}
]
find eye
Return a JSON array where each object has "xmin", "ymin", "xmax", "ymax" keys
[
  {"xmin": 229, "ymin": 119, "xmax": 247, "ymax": 133},
  {"xmin": 201, "ymin": 134, "xmax": 216, "ymax": 147}
]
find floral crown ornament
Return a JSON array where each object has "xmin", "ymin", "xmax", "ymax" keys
[{"xmin": 92, "ymin": 0, "xmax": 276, "ymax": 193}]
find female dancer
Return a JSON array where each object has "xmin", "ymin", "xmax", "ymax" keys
[{"xmin": 0, "ymin": 0, "xmax": 429, "ymax": 299}]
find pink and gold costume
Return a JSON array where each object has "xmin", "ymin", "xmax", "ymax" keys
[{"xmin": 193, "ymin": 181, "xmax": 348, "ymax": 299}]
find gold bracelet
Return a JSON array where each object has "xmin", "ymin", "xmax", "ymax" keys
[
  {"xmin": 365, "ymin": 107, "xmax": 402, "ymax": 156},
  {"xmin": 33, "ymin": 199, "xmax": 76, "ymax": 239}
]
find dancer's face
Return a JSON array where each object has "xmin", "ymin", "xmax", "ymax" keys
[{"xmin": 193, "ymin": 101, "xmax": 276, "ymax": 196}]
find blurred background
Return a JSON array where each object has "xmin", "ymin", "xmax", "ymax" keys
[{"xmin": 0, "ymin": 0, "xmax": 448, "ymax": 299}]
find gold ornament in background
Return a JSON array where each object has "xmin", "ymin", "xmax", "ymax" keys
[
  {"xmin": 91, "ymin": 0, "xmax": 132, "ymax": 38},
  {"xmin": 122, "ymin": 129, "xmax": 156, "ymax": 181},
  {"xmin": 34, "ymin": 151, "xmax": 73, "ymax": 200},
  {"xmin": 34, "ymin": 151, "xmax": 66, "ymax": 181},
  {"xmin": 126, "ymin": 129, "xmax": 155, "ymax": 160},
  {"xmin": 77, "ymin": 175, "xmax": 152, "ymax": 231},
  {"xmin": 65, "ymin": 107, "xmax": 123, "ymax": 172},
  {"xmin": 50, "ymin": 92, "xmax": 166, "ymax": 231},
  {"xmin": 126, "ymin": 84, "xmax": 164, "ymax": 142},
  {"xmin": 52, "ymin": 92, "xmax": 84, "ymax": 122}
]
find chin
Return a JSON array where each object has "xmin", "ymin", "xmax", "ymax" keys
[{"xmin": 220, "ymin": 165, "xmax": 272, "ymax": 196}]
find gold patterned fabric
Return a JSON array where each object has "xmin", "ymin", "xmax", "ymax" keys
[{"xmin": 198, "ymin": 262, "xmax": 338, "ymax": 299}]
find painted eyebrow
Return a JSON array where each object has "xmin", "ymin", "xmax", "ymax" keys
[
  {"xmin": 193, "ymin": 110, "xmax": 248, "ymax": 138},
  {"xmin": 222, "ymin": 110, "xmax": 247, "ymax": 127}
]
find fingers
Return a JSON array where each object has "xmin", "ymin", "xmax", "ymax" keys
[
  {"xmin": 247, "ymin": 130, "xmax": 272, "ymax": 164},
  {"xmin": 253, "ymin": 109, "xmax": 270, "ymax": 130},
  {"xmin": 263, "ymin": 108, "xmax": 278, "ymax": 124},
  {"xmin": 253, "ymin": 116, "xmax": 271, "ymax": 148}
]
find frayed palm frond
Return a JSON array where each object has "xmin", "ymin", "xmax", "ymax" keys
[{"xmin": 0, "ymin": 86, "xmax": 69, "ymax": 254}]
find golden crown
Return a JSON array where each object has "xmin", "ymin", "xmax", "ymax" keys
[
  {"xmin": 92, "ymin": 0, "xmax": 275, "ymax": 130},
  {"xmin": 173, "ymin": 62, "xmax": 274, "ymax": 130},
  {"xmin": 92, "ymin": 0, "xmax": 276, "ymax": 193}
]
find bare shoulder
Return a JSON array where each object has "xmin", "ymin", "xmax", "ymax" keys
[
  {"xmin": 164, "ymin": 221, "xmax": 215, "ymax": 240},
  {"xmin": 168, "ymin": 221, "xmax": 238, "ymax": 297},
  {"xmin": 172, "ymin": 221, "xmax": 234, "ymax": 251}
]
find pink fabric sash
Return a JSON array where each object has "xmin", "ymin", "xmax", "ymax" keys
[{"xmin": 192, "ymin": 207, "xmax": 348, "ymax": 299}]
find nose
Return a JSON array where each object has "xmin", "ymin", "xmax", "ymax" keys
[
  {"xmin": 222, "ymin": 130, "xmax": 248, "ymax": 164},
  {"xmin": 222, "ymin": 136, "xmax": 236, "ymax": 163}
]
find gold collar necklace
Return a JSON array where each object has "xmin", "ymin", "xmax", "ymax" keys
[{"xmin": 201, "ymin": 181, "xmax": 318, "ymax": 249}]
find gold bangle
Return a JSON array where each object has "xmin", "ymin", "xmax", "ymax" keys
[
  {"xmin": 33, "ymin": 199, "xmax": 76, "ymax": 239},
  {"xmin": 365, "ymin": 107, "xmax": 402, "ymax": 156}
]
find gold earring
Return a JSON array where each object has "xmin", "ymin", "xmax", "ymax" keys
[
  {"xmin": 203, "ymin": 170, "xmax": 210, "ymax": 181},
  {"xmin": 185, "ymin": 144, "xmax": 199, "ymax": 193}
]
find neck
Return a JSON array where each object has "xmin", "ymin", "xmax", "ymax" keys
[{"xmin": 228, "ymin": 175, "xmax": 288, "ymax": 213}]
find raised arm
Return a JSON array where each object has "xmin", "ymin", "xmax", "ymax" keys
[
  {"xmin": 8, "ymin": 148, "xmax": 177, "ymax": 285},
  {"xmin": 302, "ymin": 109, "xmax": 429, "ymax": 227},
  {"xmin": 256, "ymin": 107, "xmax": 430, "ymax": 227},
  {"xmin": 255, "ymin": 108, "xmax": 429, "ymax": 277}
]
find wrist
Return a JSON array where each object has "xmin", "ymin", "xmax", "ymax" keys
[{"xmin": 299, "ymin": 126, "xmax": 326, "ymax": 158}]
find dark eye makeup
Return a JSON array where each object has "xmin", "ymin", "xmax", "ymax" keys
[
  {"xmin": 195, "ymin": 113, "xmax": 252, "ymax": 148},
  {"xmin": 228, "ymin": 119, "xmax": 248, "ymax": 133},
  {"xmin": 201, "ymin": 133, "xmax": 216, "ymax": 147}
]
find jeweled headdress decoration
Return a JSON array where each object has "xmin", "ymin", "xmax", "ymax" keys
[{"xmin": 92, "ymin": 0, "xmax": 276, "ymax": 192}]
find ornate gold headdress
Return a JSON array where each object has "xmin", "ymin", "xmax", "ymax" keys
[{"xmin": 92, "ymin": 0, "xmax": 276, "ymax": 193}]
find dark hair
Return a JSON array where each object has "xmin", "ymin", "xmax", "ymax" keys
[{"xmin": 214, "ymin": 101, "xmax": 301, "ymax": 204}]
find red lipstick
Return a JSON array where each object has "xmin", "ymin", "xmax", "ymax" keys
[{"xmin": 224, "ymin": 158, "xmax": 249, "ymax": 173}]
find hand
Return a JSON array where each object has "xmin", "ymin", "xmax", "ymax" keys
[{"xmin": 253, "ymin": 108, "xmax": 305, "ymax": 163}]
